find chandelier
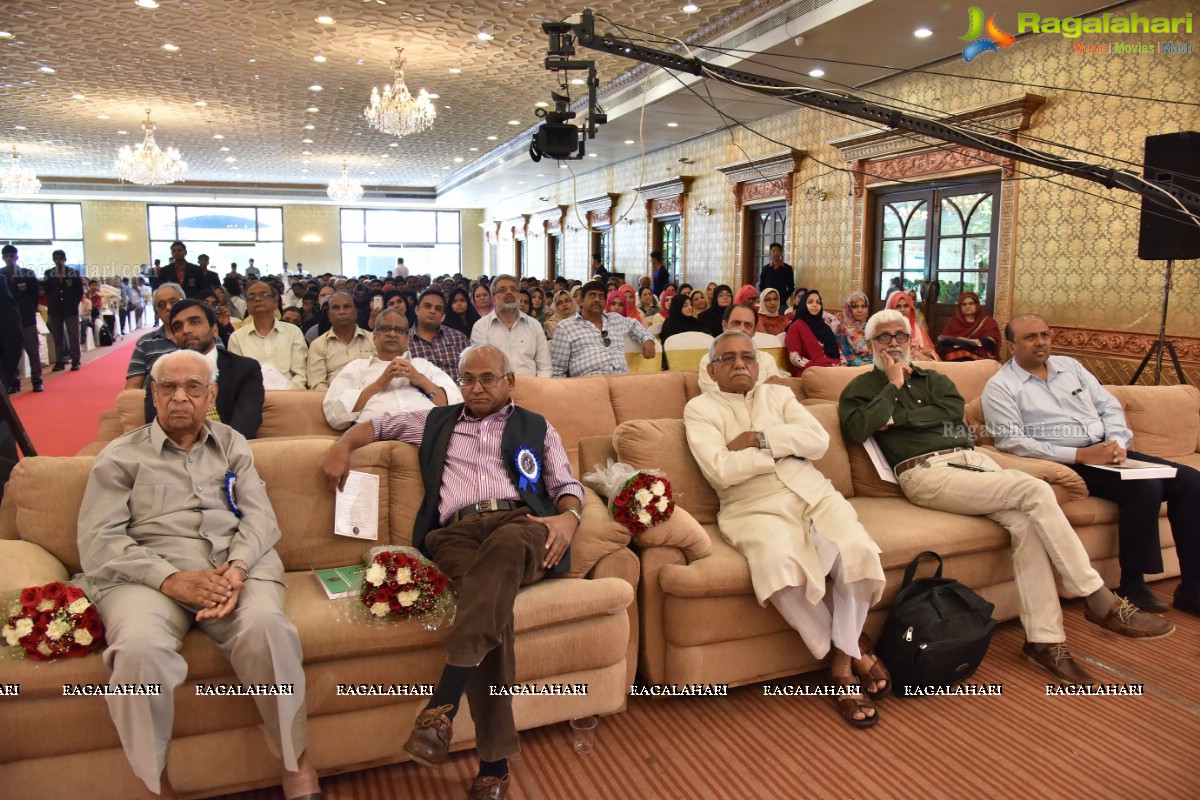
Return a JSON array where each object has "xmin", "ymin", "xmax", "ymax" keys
[
  {"xmin": 364, "ymin": 48, "xmax": 436, "ymax": 137},
  {"xmin": 114, "ymin": 110, "xmax": 188, "ymax": 185},
  {"xmin": 327, "ymin": 162, "xmax": 364, "ymax": 202},
  {"xmin": 0, "ymin": 147, "xmax": 41, "ymax": 196}
]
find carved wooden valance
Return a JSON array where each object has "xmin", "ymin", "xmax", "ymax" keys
[
  {"xmin": 638, "ymin": 176, "xmax": 694, "ymax": 219},
  {"xmin": 717, "ymin": 149, "xmax": 805, "ymax": 210}
]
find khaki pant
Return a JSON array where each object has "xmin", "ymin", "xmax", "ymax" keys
[
  {"xmin": 898, "ymin": 450, "xmax": 1103, "ymax": 644},
  {"xmin": 426, "ymin": 507, "xmax": 549, "ymax": 761}
]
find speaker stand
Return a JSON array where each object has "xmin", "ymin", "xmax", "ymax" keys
[
  {"xmin": 1130, "ymin": 259, "xmax": 1186, "ymax": 386},
  {"xmin": 0, "ymin": 381, "xmax": 37, "ymax": 457}
]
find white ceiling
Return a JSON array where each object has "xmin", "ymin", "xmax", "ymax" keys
[{"xmin": 0, "ymin": 0, "xmax": 1116, "ymax": 207}]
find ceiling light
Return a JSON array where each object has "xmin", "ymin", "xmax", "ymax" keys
[
  {"xmin": 313, "ymin": 55, "xmax": 327, "ymax": 63},
  {"xmin": 681, "ymin": 3, "xmax": 700, "ymax": 12},
  {"xmin": 194, "ymin": 100, "xmax": 207, "ymax": 107},
  {"xmin": 213, "ymin": 134, "xmax": 224, "ymax": 139},
  {"xmin": 301, "ymin": 168, "xmax": 309, "ymax": 173},
  {"xmin": 624, "ymin": 139, "xmax": 635, "ymax": 144},
  {"xmin": 476, "ymin": 32, "xmax": 493, "ymax": 41},
  {"xmin": 507, "ymin": 119, "xmax": 520, "ymax": 126},
  {"xmin": 559, "ymin": 164, "xmax": 567, "ymax": 169},
  {"xmin": 114, "ymin": 109, "xmax": 187, "ymax": 185},
  {"xmin": 486, "ymin": 135, "xmax": 498, "ymax": 140},
  {"xmin": 12, "ymin": 125, "xmax": 25, "ymax": 130},
  {"xmin": 587, "ymin": 152, "xmax": 598, "ymax": 157},
  {"xmin": 162, "ymin": 43, "xmax": 179, "ymax": 52},
  {"xmin": 302, "ymin": 160, "xmax": 310, "ymax": 164},
  {"xmin": 304, "ymin": 124, "xmax": 315, "ymax": 130},
  {"xmin": 381, "ymin": 154, "xmax": 389, "ymax": 158},
  {"xmin": 307, "ymin": 106, "xmax": 319, "ymax": 113},
  {"xmin": 570, "ymin": 77, "xmax": 584, "ymax": 85},
  {"xmin": 225, "ymin": 156, "xmax": 236, "ymax": 162},
  {"xmin": 469, "ymin": 146, "xmax": 478, "ymax": 151},
  {"xmin": 327, "ymin": 161, "xmax": 363, "ymax": 202},
  {"xmin": 448, "ymin": 67, "xmax": 462, "ymax": 74},
  {"xmin": 808, "ymin": 68, "xmax": 825, "ymax": 78},
  {"xmin": 453, "ymin": 157, "xmax": 464, "ymax": 163},
  {"xmin": 666, "ymin": 122, "xmax": 678, "ymax": 127},
  {"xmin": 309, "ymin": 84, "xmax": 323, "ymax": 91},
  {"xmin": 315, "ymin": 16, "xmax": 336, "ymax": 25},
  {"xmin": 230, "ymin": 166, "xmax": 239, "ymax": 170},
  {"xmin": 219, "ymin": 146, "xmax": 230, "ymax": 152},
  {"xmin": 302, "ymin": 150, "xmax": 313, "ymax": 156},
  {"xmin": 117, "ymin": 130, "xmax": 128, "ymax": 135},
  {"xmin": 535, "ymin": 101, "xmax": 548, "ymax": 108},
  {"xmin": 38, "ymin": 66, "xmax": 56, "ymax": 74},
  {"xmin": 388, "ymin": 142, "xmax": 399, "ymax": 147},
  {"xmin": 72, "ymin": 94, "xmax": 86, "ymax": 100},
  {"xmin": 914, "ymin": 28, "xmax": 933, "ymax": 38},
  {"xmin": 301, "ymin": 138, "xmax": 314, "ymax": 144},
  {"xmin": 427, "ymin": 93, "xmax": 439, "ymax": 99},
  {"xmin": 96, "ymin": 115, "xmax": 109, "ymax": 120},
  {"xmin": 364, "ymin": 48, "xmax": 436, "ymax": 137},
  {"xmin": 0, "ymin": 33, "xmax": 13, "ymax": 39},
  {"xmin": 536, "ymin": 173, "xmax": 545, "ymax": 177},
  {"xmin": 1, "ymin": 147, "xmax": 41, "ymax": 197},
  {"xmin": 135, "ymin": 0, "xmax": 159, "ymax": 8}
]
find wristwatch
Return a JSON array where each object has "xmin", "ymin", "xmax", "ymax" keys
[
  {"xmin": 229, "ymin": 560, "xmax": 250, "ymax": 575},
  {"xmin": 564, "ymin": 507, "xmax": 582, "ymax": 524},
  {"xmin": 756, "ymin": 430, "xmax": 770, "ymax": 452}
]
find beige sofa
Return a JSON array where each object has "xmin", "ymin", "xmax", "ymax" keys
[{"xmin": 0, "ymin": 438, "xmax": 637, "ymax": 799}]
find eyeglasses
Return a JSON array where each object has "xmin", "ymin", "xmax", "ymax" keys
[
  {"xmin": 152, "ymin": 379, "xmax": 211, "ymax": 398},
  {"xmin": 374, "ymin": 325, "xmax": 408, "ymax": 335},
  {"xmin": 154, "ymin": 298, "xmax": 181, "ymax": 310},
  {"xmin": 710, "ymin": 351, "xmax": 756, "ymax": 365},
  {"xmin": 601, "ymin": 330, "xmax": 611, "ymax": 347},
  {"xmin": 873, "ymin": 332, "xmax": 911, "ymax": 344},
  {"xmin": 457, "ymin": 373, "xmax": 510, "ymax": 389},
  {"xmin": 245, "ymin": 291, "xmax": 275, "ymax": 301}
]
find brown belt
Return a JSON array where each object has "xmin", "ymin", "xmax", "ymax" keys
[
  {"xmin": 893, "ymin": 447, "xmax": 973, "ymax": 478},
  {"xmin": 452, "ymin": 499, "xmax": 522, "ymax": 523}
]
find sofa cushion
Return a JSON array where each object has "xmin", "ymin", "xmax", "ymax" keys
[
  {"xmin": 608, "ymin": 370, "xmax": 690, "ymax": 423},
  {"xmin": 512, "ymin": 375, "xmax": 617, "ymax": 471},
  {"xmin": 633, "ymin": 504, "xmax": 712, "ymax": 561},
  {"xmin": 613, "ymin": 418, "xmax": 719, "ymax": 526},
  {"xmin": 1106, "ymin": 383, "xmax": 1200, "ymax": 459},
  {"xmin": 849, "ymin": 496, "xmax": 1011, "ymax": 572},
  {"xmin": 257, "ymin": 390, "xmax": 340, "ymax": 438},
  {"xmin": 800, "ymin": 359, "xmax": 1001, "ymax": 403},
  {"xmin": 800, "ymin": 402, "xmax": 854, "ymax": 498},
  {"xmin": 0, "ymin": 540, "xmax": 69, "ymax": 590},
  {"xmin": 569, "ymin": 486, "xmax": 634, "ymax": 579},
  {"xmin": 116, "ymin": 388, "xmax": 147, "ymax": 432},
  {"xmin": 8, "ymin": 456, "xmax": 94, "ymax": 575},
  {"xmin": 964, "ymin": 396, "xmax": 993, "ymax": 446}
]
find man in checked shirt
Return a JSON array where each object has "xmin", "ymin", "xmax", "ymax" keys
[{"xmin": 322, "ymin": 343, "xmax": 583, "ymax": 800}]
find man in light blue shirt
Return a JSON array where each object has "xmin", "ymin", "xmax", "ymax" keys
[{"xmin": 982, "ymin": 314, "xmax": 1200, "ymax": 617}]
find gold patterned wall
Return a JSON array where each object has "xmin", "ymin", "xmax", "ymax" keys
[
  {"xmin": 281, "ymin": 205, "xmax": 342, "ymax": 273},
  {"xmin": 481, "ymin": 0, "xmax": 1200, "ymax": 335},
  {"xmin": 80, "ymin": 200, "xmax": 151, "ymax": 277}
]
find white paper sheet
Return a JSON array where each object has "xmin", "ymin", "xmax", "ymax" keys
[
  {"xmin": 864, "ymin": 437, "xmax": 899, "ymax": 484},
  {"xmin": 334, "ymin": 470, "xmax": 380, "ymax": 540},
  {"xmin": 259, "ymin": 362, "xmax": 291, "ymax": 390}
]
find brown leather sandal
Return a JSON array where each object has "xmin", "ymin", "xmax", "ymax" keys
[
  {"xmin": 833, "ymin": 674, "xmax": 878, "ymax": 729},
  {"xmin": 853, "ymin": 633, "xmax": 892, "ymax": 701}
]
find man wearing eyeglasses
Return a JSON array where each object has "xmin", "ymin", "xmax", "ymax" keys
[
  {"xmin": 125, "ymin": 283, "xmax": 185, "ymax": 390},
  {"xmin": 549, "ymin": 280, "xmax": 655, "ymax": 378},
  {"xmin": 79, "ymin": 349, "xmax": 322, "ymax": 800},
  {"xmin": 228, "ymin": 281, "xmax": 309, "ymax": 391},
  {"xmin": 469, "ymin": 274, "xmax": 551, "ymax": 377},
  {"xmin": 839, "ymin": 309, "xmax": 1172, "ymax": 687},
  {"xmin": 321, "ymin": 343, "xmax": 583, "ymax": 800},
  {"xmin": 322, "ymin": 308, "xmax": 461, "ymax": 430}
]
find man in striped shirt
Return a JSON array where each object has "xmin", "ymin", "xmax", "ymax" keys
[{"xmin": 322, "ymin": 344, "xmax": 583, "ymax": 800}]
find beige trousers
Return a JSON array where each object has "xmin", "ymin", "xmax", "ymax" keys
[{"xmin": 898, "ymin": 449, "xmax": 1104, "ymax": 644}]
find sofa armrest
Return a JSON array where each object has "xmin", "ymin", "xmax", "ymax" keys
[
  {"xmin": 635, "ymin": 505, "xmax": 712, "ymax": 562},
  {"xmin": 563, "ymin": 486, "xmax": 632, "ymax": 579},
  {"xmin": 0, "ymin": 540, "xmax": 70, "ymax": 590},
  {"xmin": 978, "ymin": 446, "xmax": 1089, "ymax": 501},
  {"xmin": 587, "ymin": 547, "xmax": 641, "ymax": 690}
]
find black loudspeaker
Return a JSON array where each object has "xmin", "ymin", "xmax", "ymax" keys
[{"xmin": 1138, "ymin": 131, "xmax": 1200, "ymax": 261}]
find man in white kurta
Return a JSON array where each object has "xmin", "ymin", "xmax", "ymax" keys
[{"xmin": 684, "ymin": 331, "xmax": 887, "ymax": 723}]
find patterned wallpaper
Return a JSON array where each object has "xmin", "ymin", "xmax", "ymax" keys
[
  {"xmin": 481, "ymin": 0, "xmax": 1200, "ymax": 337},
  {"xmin": 80, "ymin": 200, "xmax": 152, "ymax": 277}
]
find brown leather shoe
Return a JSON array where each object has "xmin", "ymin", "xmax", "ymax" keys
[
  {"xmin": 404, "ymin": 704, "xmax": 454, "ymax": 766},
  {"xmin": 1022, "ymin": 642, "xmax": 1095, "ymax": 686},
  {"xmin": 1085, "ymin": 597, "xmax": 1175, "ymax": 639},
  {"xmin": 468, "ymin": 774, "xmax": 510, "ymax": 800}
]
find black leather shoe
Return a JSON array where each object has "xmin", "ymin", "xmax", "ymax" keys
[
  {"xmin": 32, "ymin": 382, "xmax": 44, "ymax": 393},
  {"xmin": 1117, "ymin": 582, "xmax": 1170, "ymax": 613},
  {"xmin": 71, "ymin": 363, "xmax": 81, "ymax": 371},
  {"xmin": 404, "ymin": 704, "xmax": 454, "ymax": 766},
  {"xmin": 52, "ymin": 363, "xmax": 66, "ymax": 372},
  {"xmin": 8, "ymin": 382, "xmax": 20, "ymax": 393},
  {"xmin": 1174, "ymin": 586, "xmax": 1200, "ymax": 618}
]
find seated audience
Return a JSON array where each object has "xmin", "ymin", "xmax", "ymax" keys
[
  {"xmin": 658, "ymin": 292, "xmax": 706, "ymax": 370},
  {"xmin": 733, "ymin": 284, "xmax": 759, "ymax": 307},
  {"xmin": 636, "ymin": 286, "xmax": 659, "ymax": 322},
  {"xmin": 78, "ymin": 349, "xmax": 320, "ymax": 800},
  {"xmin": 550, "ymin": 281, "xmax": 655, "ymax": 377},
  {"xmin": 839, "ymin": 309, "xmax": 1173, "ymax": 687},
  {"xmin": 470, "ymin": 274, "xmax": 551, "ymax": 377},
  {"xmin": 229, "ymin": 280, "xmax": 309, "ymax": 390},
  {"xmin": 687, "ymin": 330, "xmax": 888, "ymax": 727},
  {"xmin": 472, "ymin": 282, "xmax": 494, "ymax": 318},
  {"xmin": 698, "ymin": 284, "xmax": 733, "ymax": 337},
  {"xmin": 518, "ymin": 289, "xmax": 533, "ymax": 317},
  {"xmin": 697, "ymin": 304, "xmax": 784, "ymax": 393},
  {"xmin": 836, "ymin": 291, "xmax": 873, "ymax": 366},
  {"xmin": 690, "ymin": 289, "xmax": 709, "ymax": 319},
  {"xmin": 407, "ymin": 289, "xmax": 471, "ymax": 382},
  {"xmin": 530, "ymin": 287, "xmax": 548, "ymax": 324},
  {"xmin": 542, "ymin": 289, "xmax": 575, "ymax": 340},
  {"xmin": 756, "ymin": 288, "xmax": 790, "ymax": 336},
  {"xmin": 125, "ymin": 283, "xmax": 184, "ymax": 390},
  {"xmin": 323, "ymin": 308, "xmax": 461, "ymax": 430},
  {"xmin": 281, "ymin": 307, "xmax": 305, "ymax": 327},
  {"xmin": 982, "ymin": 314, "xmax": 1200, "ymax": 617},
  {"xmin": 784, "ymin": 290, "xmax": 844, "ymax": 376},
  {"xmin": 444, "ymin": 286, "xmax": 481, "ymax": 339},
  {"xmin": 307, "ymin": 290, "xmax": 374, "ymax": 390},
  {"xmin": 937, "ymin": 291, "xmax": 1000, "ymax": 361},
  {"xmin": 885, "ymin": 290, "xmax": 939, "ymax": 361}
]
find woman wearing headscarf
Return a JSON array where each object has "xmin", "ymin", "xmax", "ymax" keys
[
  {"xmin": 606, "ymin": 289, "xmax": 638, "ymax": 321},
  {"xmin": 530, "ymin": 287, "xmax": 549, "ymax": 323},
  {"xmin": 784, "ymin": 289, "xmax": 845, "ymax": 376},
  {"xmin": 836, "ymin": 290, "xmax": 873, "ymax": 366},
  {"xmin": 444, "ymin": 286, "xmax": 481, "ymax": 338},
  {"xmin": 648, "ymin": 288, "xmax": 676, "ymax": 330},
  {"xmin": 659, "ymin": 292, "xmax": 706, "ymax": 370},
  {"xmin": 618, "ymin": 283, "xmax": 643, "ymax": 324},
  {"xmin": 886, "ymin": 290, "xmax": 940, "ymax": 361},
  {"xmin": 733, "ymin": 284, "xmax": 759, "ymax": 307},
  {"xmin": 756, "ymin": 288, "xmax": 791, "ymax": 336},
  {"xmin": 937, "ymin": 291, "xmax": 1000, "ymax": 361},
  {"xmin": 698, "ymin": 283, "xmax": 733, "ymax": 337},
  {"xmin": 543, "ymin": 289, "xmax": 576, "ymax": 340}
]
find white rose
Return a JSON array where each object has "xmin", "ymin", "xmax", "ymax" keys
[
  {"xmin": 14, "ymin": 619, "xmax": 33, "ymax": 639},
  {"xmin": 68, "ymin": 598, "xmax": 91, "ymax": 615},
  {"xmin": 634, "ymin": 488, "xmax": 653, "ymax": 506},
  {"xmin": 397, "ymin": 589, "xmax": 421, "ymax": 607},
  {"xmin": 656, "ymin": 497, "xmax": 670, "ymax": 514},
  {"xmin": 37, "ymin": 599, "xmax": 54, "ymax": 612},
  {"xmin": 364, "ymin": 563, "xmax": 387, "ymax": 586},
  {"xmin": 370, "ymin": 602, "xmax": 390, "ymax": 617},
  {"xmin": 46, "ymin": 619, "xmax": 70, "ymax": 641},
  {"xmin": 651, "ymin": 481, "xmax": 665, "ymax": 496},
  {"xmin": 74, "ymin": 629, "xmax": 94, "ymax": 647},
  {"xmin": 394, "ymin": 567, "xmax": 412, "ymax": 584},
  {"xmin": 637, "ymin": 510, "xmax": 652, "ymax": 525},
  {"xmin": 2, "ymin": 625, "xmax": 20, "ymax": 647}
]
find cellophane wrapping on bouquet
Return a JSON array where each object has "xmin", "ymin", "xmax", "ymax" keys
[
  {"xmin": 1, "ymin": 580, "xmax": 106, "ymax": 661},
  {"xmin": 345, "ymin": 546, "xmax": 456, "ymax": 631},
  {"xmin": 583, "ymin": 459, "xmax": 676, "ymax": 537}
]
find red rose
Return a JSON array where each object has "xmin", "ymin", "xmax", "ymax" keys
[
  {"xmin": 85, "ymin": 615, "xmax": 105, "ymax": 638},
  {"xmin": 43, "ymin": 582, "xmax": 66, "ymax": 604},
  {"xmin": 63, "ymin": 585, "xmax": 85, "ymax": 603},
  {"xmin": 19, "ymin": 586, "xmax": 42, "ymax": 609}
]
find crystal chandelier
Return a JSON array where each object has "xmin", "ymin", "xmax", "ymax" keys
[
  {"xmin": 114, "ymin": 109, "xmax": 188, "ymax": 185},
  {"xmin": 0, "ymin": 147, "xmax": 41, "ymax": 196},
  {"xmin": 364, "ymin": 48, "xmax": 436, "ymax": 137},
  {"xmin": 327, "ymin": 162, "xmax": 364, "ymax": 202}
]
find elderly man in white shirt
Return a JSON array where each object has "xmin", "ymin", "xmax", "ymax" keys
[
  {"xmin": 323, "ymin": 308, "xmax": 462, "ymax": 430},
  {"xmin": 470, "ymin": 274, "xmax": 551, "ymax": 377},
  {"xmin": 228, "ymin": 280, "xmax": 309, "ymax": 390}
]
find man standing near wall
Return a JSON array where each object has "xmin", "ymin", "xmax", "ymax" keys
[
  {"xmin": 2, "ymin": 244, "xmax": 42, "ymax": 393},
  {"xmin": 44, "ymin": 249, "xmax": 84, "ymax": 372},
  {"xmin": 757, "ymin": 242, "xmax": 795, "ymax": 302}
]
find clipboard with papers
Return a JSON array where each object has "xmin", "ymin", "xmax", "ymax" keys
[{"xmin": 1089, "ymin": 459, "xmax": 1177, "ymax": 480}]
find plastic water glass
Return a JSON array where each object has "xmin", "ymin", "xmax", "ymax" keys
[{"xmin": 570, "ymin": 715, "xmax": 598, "ymax": 754}]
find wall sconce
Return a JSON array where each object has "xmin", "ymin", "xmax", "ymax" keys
[
  {"xmin": 805, "ymin": 186, "xmax": 828, "ymax": 201},
  {"xmin": 106, "ymin": 233, "xmax": 128, "ymax": 242},
  {"xmin": 301, "ymin": 234, "xmax": 322, "ymax": 243},
  {"xmin": 693, "ymin": 203, "xmax": 713, "ymax": 216}
]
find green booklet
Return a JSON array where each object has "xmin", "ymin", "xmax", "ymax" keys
[{"xmin": 313, "ymin": 565, "xmax": 364, "ymax": 600}]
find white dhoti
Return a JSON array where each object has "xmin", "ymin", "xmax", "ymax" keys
[{"xmin": 95, "ymin": 579, "xmax": 307, "ymax": 793}]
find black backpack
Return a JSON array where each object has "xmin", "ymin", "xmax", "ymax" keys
[
  {"xmin": 876, "ymin": 551, "xmax": 997, "ymax": 697},
  {"xmin": 97, "ymin": 324, "xmax": 113, "ymax": 347}
]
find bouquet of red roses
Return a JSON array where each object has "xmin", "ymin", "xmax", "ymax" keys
[
  {"xmin": 356, "ymin": 546, "xmax": 456, "ymax": 631},
  {"xmin": 583, "ymin": 460, "xmax": 675, "ymax": 537},
  {"xmin": 2, "ymin": 581, "xmax": 105, "ymax": 661}
]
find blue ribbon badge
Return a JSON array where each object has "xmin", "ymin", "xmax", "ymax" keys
[
  {"xmin": 224, "ymin": 471, "xmax": 243, "ymax": 518},
  {"xmin": 514, "ymin": 447, "xmax": 541, "ymax": 491}
]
